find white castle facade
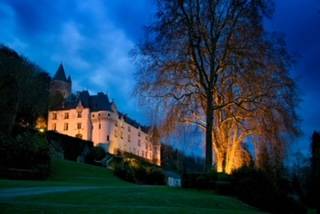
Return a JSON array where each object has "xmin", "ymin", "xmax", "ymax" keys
[{"xmin": 47, "ymin": 64, "xmax": 161, "ymax": 165}]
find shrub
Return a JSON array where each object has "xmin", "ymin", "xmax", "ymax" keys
[
  {"xmin": 231, "ymin": 166, "xmax": 307, "ymax": 213},
  {"xmin": 145, "ymin": 166, "xmax": 165, "ymax": 185},
  {"xmin": 182, "ymin": 170, "xmax": 230, "ymax": 190},
  {"xmin": 112, "ymin": 157, "xmax": 165, "ymax": 185},
  {"xmin": 0, "ymin": 131, "xmax": 50, "ymax": 179}
]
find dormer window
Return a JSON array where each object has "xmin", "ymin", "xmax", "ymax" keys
[
  {"xmin": 77, "ymin": 112, "xmax": 82, "ymax": 118},
  {"xmin": 64, "ymin": 113, "xmax": 69, "ymax": 119}
]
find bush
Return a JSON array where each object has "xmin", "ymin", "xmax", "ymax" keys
[
  {"xmin": 145, "ymin": 166, "xmax": 165, "ymax": 185},
  {"xmin": 231, "ymin": 167, "xmax": 307, "ymax": 213},
  {"xmin": 0, "ymin": 131, "xmax": 50, "ymax": 179},
  {"xmin": 112, "ymin": 157, "xmax": 165, "ymax": 185},
  {"xmin": 182, "ymin": 170, "xmax": 230, "ymax": 191}
]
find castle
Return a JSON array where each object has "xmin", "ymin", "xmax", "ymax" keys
[{"xmin": 47, "ymin": 64, "xmax": 161, "ymax": 165}]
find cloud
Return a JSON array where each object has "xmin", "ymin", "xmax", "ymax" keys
[{"xmin": 0, "ymin": 0, "xmax": 150, "ymax": 124}]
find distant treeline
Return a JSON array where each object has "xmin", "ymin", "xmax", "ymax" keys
[{"xmin": 161, "ymin": 143, "xmax": 204, "ymax": 173}]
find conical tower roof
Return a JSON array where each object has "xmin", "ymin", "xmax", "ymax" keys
[{"xmin": 53, "ymin": 63, "xmax": 67, "ymax": 81}]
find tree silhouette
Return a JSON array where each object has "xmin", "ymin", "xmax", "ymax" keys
[{"xmin": 134, "ymin": 0, "xmax": 298, "ymax": 172}]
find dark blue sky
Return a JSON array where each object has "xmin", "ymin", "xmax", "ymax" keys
[{"xmin": 0, "ymin": 0, "xmax": 319, "ymax": 156}]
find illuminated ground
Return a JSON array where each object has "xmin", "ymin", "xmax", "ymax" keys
[{"xmin": 0, "ymin": 160, "xmax": 260, "ymax": 213}]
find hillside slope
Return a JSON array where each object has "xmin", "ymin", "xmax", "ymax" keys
[{"xmin": 0, "ymin": 160, "xmax": 260, "ymax": 214}]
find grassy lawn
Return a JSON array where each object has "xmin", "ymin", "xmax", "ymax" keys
[{"xmin": 0, "ymin": 160, "xmax": 261, "ymax": 213}]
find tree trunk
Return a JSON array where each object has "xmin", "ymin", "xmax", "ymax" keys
[{"xmin": 205, "ymin": 91, "xmax": 214, "ymax": 172}]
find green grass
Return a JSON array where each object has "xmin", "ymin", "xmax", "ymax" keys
[{"xmin": 0, "ymin": 160, "xmax": 261, "ymax": 213}]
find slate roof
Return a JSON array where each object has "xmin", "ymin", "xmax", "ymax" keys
[
  {"xmin": 54, "ymin": 91, "xmax": 149, "ymax": 132},
  {"xmin": 119, "ymin": 112, "xmax": 151, "ymax": 133},
  {"xmin": 53, "ymin": 64, "xmax": 70, "ymax": 82},
  {"xmin": 62, "ymin": 91, "xmax": 113, "ymax": 112}
]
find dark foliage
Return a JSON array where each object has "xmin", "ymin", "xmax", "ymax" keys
[
  {"xmin": 161, "ymin": 143, "xmax": 204, "ymax": 173},
  {"xmin": 46, "ymin": 131, "xmax": 93, "ymax": 162},
  {"xmin": 112, "ymin": 156, "xmax": 165, "ymax": 185},
  {"xmin": 308, "ymin": 131, "xmax": 320, "ymax": 211},
  {"xmin": 231, "ymin": 167, "xmax": 307, "ymax": 213},
  {"xmin": 182, "ymin": 170, "xmax": 233, "ymax": 195},
  {"xmin": 0, "ymin": 130, "xmax": 50, "ymax": 179},
  {"xmin": 0, "ymin": 45, "xmax": 50, "ymax": 134}
]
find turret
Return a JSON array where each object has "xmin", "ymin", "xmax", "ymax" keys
[{"xmin": 50, "ymin": 63, "xmax": 72, "ymax": 99}]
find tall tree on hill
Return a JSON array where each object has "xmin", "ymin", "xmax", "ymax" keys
[
  {"xmin": 134, "ymin": 0, "xmax": 298, "ymax": 172},
  {"xmin": 0, "ymin": 45, "xmax": 50, "ymax": 134}
]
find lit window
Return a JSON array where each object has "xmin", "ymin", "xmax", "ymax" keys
[
  {"xmin": 77, "ymin": 123, "xmax": 81, "ymax": 129},
  {"xmin": 77, "ymin": 112, "xmax": 82, "ymax": 118},
  {"xmin": 52, "ymin": 113, "xmax": 57, "ymax": 120},
  {"xmin": 64, "ymin": 123, "xmax": 68, "ymax": 131},
  {"xmin": 64, "ymin": 113, "xmax": 69, "ymax": 119}
]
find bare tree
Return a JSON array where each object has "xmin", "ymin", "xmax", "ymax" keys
[{"xmin": 134, "ymin": 0, "xmax": 298, "ymax": 172}]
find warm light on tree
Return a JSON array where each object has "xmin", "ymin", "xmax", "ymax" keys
[{"xmin": 134, "ymin": 0, "xmax": 299, "ymax": 173}]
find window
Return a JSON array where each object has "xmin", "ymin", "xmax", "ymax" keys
[
  {"xmin": 107, "ymin": 135, "xmax": 110, "ymax": 141},
  {"xmin": 120, "ymin": 131, "xmax": 123, "ymax": 139},
  {"xmin": 52, "ymin": 113, "xmax": 57, "ymax": 120},
  {"xmin": 64, "ymin": 123, "xmax": 68, "ymax": 131},
  {"xmin": 92, "ymin": 114, "xmax": 95, "ymax": 118},
  {"xmin": 64, "ymin": 113, "xmax": 69, "ymax": 119},
  {"xmin": 77, "ymin": 123, "xmax": 81, "ymax": 129},
  {"xmin": 115, "ymin": 122, "xmax": 118, "ymax": 127},
  {"xmin": 52, "ymin": 123, "xmax": 56, "ymax": 130},
  {"xmin": 108, "ymin": 113, "xmax": 110, "ymax": 117},
  {"xmin": 114, "ymin": 129, "xmax": 118, "ymax": 137},
  {"xmin": 145, "ymin": 143, "xmax": 148, "ymax": 150},
  {"xmin": 138, "ymin": 139, "xmax": 141, "ymax": 147},
  {"xmin": 99, "ymin": 123, "xmax": 101, "ymax": 129},
  {"xmin": 138, "ymin": 132, "xmax": 141, "ymax": 137},
  {"xmin": 128, "ymin": 126, "xmax": 131, "ymax": 132},
  {"xmin": 128, "ymin": 135, "xmax": 131, "ymax": 142},
  {"xmin": 77, "ymin": 112, "xmax": 82, "ymax": 118}
]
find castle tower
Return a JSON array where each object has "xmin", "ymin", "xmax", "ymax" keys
[{"xmin": 50, "ymin": 63, "xmax": 72, "ymax": 99}]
